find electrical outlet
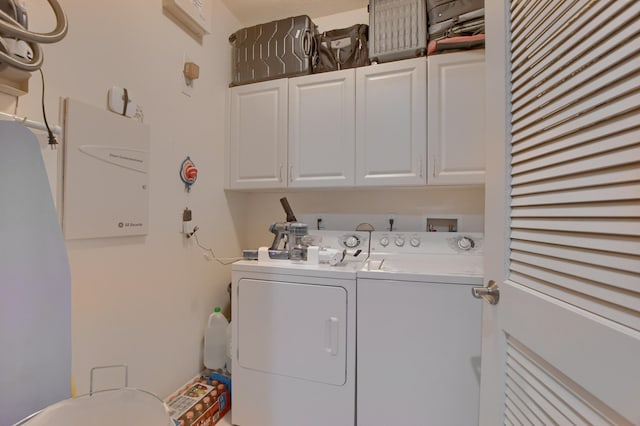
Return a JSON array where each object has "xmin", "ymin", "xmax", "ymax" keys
[
  {"xmin": 182, "ymin": 208, "xmax": 193, "ymax": 235},
  {"xmin": 387, "ymin": 214, "xmax": 396, "ymax": 231},
  {"xmin": 183, "ymin": 221, "xmax": 194, "ymax": 235}
]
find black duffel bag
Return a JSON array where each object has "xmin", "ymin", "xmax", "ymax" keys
[{"xmin": 313, "ymin": 24, "xmax": 369, "ymax": 73}]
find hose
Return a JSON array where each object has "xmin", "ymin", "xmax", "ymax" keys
[{"xmin": 0, "ymin": 0, "xmax": 67, "ymax": 71}]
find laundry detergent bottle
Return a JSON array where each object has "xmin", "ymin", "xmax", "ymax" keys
[
  {"xmin": 204, "ymin": 307, "xmax": 228, "ymax": 370},
  {"xmin": 225, "ymin": 321, "xmax": 233, "ymax": 373}
]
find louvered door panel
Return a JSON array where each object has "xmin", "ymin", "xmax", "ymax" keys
[
  {"xmin": 511, "ymin": 114, "xmax": 640, "ymax": 164},
  {"xmin": 505, "ymin": 337, "xmax": 628, "ymax": 426},
  {"xmin": 508, "ymin": 0, "xmax": 640, "ymax": 334},
  {"xmin": 511, "ymin": 1, "xmax": 638, "ymax": 108},
  {"xmin": 510, "ymin": 230, "xmax": 640, "ymax": 255},
  {"xmin": 512, "ymin": 143, "xmax": 640, "ymax": 185}
]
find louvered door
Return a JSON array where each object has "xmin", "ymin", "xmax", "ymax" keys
[{"xmin": 480, "ymin": 1, "xmax": 640, "ymax": 425}]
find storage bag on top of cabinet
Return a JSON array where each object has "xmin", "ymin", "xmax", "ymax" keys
[
  {"xmin": 368, "ymin": 0, "xmax": 428, "ymax": 64},
  {"xmin": 427, "ymin": 0, "xmax": 484, "ymax": 41},
  {"xmin": 313, "ymin": 24, "xmax": 370, "ymax": 73},
  {"xmin": 229, "ymin": 15, "xmax": 317, "ymax": 86}
]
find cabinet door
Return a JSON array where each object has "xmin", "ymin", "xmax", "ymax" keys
[
  {"xmin": 428, "ymin": 50, "xmax": 486, "ymax": 185},
  {"xmin": 357, "ymin": 278, "xmax": 482, "ymax": 425},
  {"xmin": 356, "ymin": 57, "xmax": 427, "ymax": 186},
  {"xmin": 288, "ymin": 70, "xmax": 356, "ymax": 188},
  {"xmin": 228, "ymin": 79, "xmax": 287, "ymax": 189}
]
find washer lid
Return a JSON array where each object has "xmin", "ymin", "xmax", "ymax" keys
[{"xmin": 359, "ymin": 254, "xmax": 484, "ymax": 284}]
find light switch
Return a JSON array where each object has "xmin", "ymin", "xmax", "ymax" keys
[{"xmin": 183, "ymin": 61, "xmax": 200, "ymax": 80}]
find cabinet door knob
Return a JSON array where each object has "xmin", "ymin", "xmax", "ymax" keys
[
  {"xmin": 289, "ymin": 164, "xmax": 294, "ymax": 183},
  {"xmin": 279, "ymin": 164, "xmax": 284, "ymax": 182}
]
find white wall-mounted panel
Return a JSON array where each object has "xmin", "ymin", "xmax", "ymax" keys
[{"xmin": 62, "ymin": 98, "xmax": 150, "ymax": 240}]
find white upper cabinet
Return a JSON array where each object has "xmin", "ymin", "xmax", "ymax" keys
[
  {"xmin": 427, "ymin": 50, "xmax": 486, "ymax": 185},
  {"xmin": 227, "ymin": 79, "xmax": 288, "ymax": 189},
  {"xmin": 226, "ymin": 54, "xmax": 486, "ymax": 190},
  {"xmin": 288, "ymin": 70, "xmax": 356, "ymax": 188},
  {"xmin": 355, "ymin": 57, "xmax": 427, "ymax": 186}
]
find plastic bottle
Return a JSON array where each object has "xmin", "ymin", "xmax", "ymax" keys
[
  {"xmin": 204, "ymin": 307, "xmax": 228, "ymax": 370},
  {"xmin": 225, "ymin": 321, "xmax": 233, "ymax": 373}
]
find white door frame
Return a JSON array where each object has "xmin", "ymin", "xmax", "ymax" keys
[{"xmin": 478, "ymin": 1, "xmax": 511, "ymax": 424}]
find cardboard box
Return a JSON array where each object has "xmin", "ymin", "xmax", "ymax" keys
[{"xmin": 166, "ymin": 373, "xmax": 231, "ymax": 426}]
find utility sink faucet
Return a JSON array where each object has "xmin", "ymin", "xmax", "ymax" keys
[{"xmin": 356, "ymin": 223, "xmax": 375, "ymax": 260}]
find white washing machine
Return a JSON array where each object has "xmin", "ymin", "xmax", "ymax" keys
[
  {"xmin": 357, "ymin": 232, "xmax": 484, "ymax": 426},
  {"xmin": 230, "ymin": 231, "xmax": 367, "ymax": 426}
]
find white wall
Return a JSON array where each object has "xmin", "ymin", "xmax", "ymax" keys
[
  {"xmin": 313, "ymin": 7, "xmax": 368, "ymax": 32},
  {"xmin": 1, "ymin": 0, "xmax": 244, "ymax": 400},
  {"xmin": 242, "ymin": 187, "xmax": 485, "ymax": 248}
]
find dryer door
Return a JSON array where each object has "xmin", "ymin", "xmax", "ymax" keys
[{"xmin": 237, "ymin": 278, "xmax": 348, "ymax": 386}]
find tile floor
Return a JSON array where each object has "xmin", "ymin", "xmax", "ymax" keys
[{"xmin": 218, "ymin": 411, "xmax": 232, "ymax": 425}]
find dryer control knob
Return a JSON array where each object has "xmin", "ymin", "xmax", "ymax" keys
[
  {"xmin": 410, "ymin": 237, "xmax": 421, "ymax": 247},
  {"xmin": 457, "ymin": 236, "xmax": 475, "ymax": 251},
  {"xmin": 394, "ymin": 236, "xmax": 405, "ymax": 247},
  {"xmin": 344, "ymin": 235, "xmax": 360, "ymax": 248},
  {"xmin": 379, "ymin": 236, "xmax": 389, "ymax": 247}
]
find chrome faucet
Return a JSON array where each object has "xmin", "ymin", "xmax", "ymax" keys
[{"xmin": 355, "ymin": 222, "xmax": 375, "ymax": 260}]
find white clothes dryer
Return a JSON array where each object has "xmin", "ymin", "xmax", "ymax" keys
[{"xmin": 230, "ymin": 231, "xmax": 366, "ymax": 426}]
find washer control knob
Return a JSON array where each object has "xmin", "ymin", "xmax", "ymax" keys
[
  {"xmin": 410, "ymin": 237, "xmax": 421, "ymax": 247},
  {"xmin": 379, "ymin": 236, "xmax": 389, "ymax": 247},
  {"xmin": 457, "ymin": 236, "xmax": 475, "ymax": 251},
  {"xmin": 394, "ymin": 236, "xmax": 405, "ymax": 247},
  {"xmin": 344, "ymin": 235, "xmax": 360, "ymax": 249}
]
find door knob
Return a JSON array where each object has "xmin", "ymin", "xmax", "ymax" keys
[{"xmin": 472, "ymin": 280, "xmax": 500, "ymax": 305}]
